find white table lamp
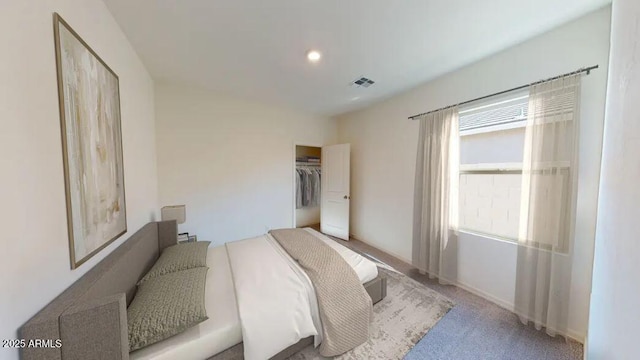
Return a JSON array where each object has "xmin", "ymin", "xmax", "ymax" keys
[{"xmin": 161, "ymin": 205, "xmax": 186, "ymax": 224}]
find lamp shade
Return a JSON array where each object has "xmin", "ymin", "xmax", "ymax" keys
[{"xmin": 161, "ymin": 205, "xmax": 186, "ymax": 224}]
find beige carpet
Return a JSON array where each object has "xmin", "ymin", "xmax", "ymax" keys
[{"xmin": 289, "ymin": 267, "xmax": 454, "ymax": 360}]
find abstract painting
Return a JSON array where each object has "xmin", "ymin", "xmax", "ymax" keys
[{"xmin": 54, "ymin": 14, "xmax": 127, "ymax": 269}]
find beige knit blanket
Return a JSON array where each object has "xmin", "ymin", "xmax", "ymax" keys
[{"xmin": 269, "ymin": 229, "xmax": 372, "ymax": 357}]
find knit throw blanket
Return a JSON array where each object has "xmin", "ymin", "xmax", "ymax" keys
[{"xmin": 269, "ymin": 229, "xmax": 372, "ymax": 357}]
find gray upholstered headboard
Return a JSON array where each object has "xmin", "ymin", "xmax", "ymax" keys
[{"xmin": 19, "ymin": 221, "xmax": 178, "ymax": 360}]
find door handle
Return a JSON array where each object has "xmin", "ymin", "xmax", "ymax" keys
[{"xmin": 343, "ymin": 195, "xmax": 350, "ymax": 200}]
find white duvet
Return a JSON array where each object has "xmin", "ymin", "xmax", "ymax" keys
[
  {"xmin": 225, "ymin": 235, "xmax": 318, "ymax": 360},
  {"xmin": 225, "ymin": 228, "xmax": 378, "ymax": 360},
  {"xmin": 134, "ymin": 229, "xmax": 378, "ymax": 360}
]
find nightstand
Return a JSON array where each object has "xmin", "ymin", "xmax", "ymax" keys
[{"xmin": 178, "ymin": 233, "xmax": 197, "ymax": 243}]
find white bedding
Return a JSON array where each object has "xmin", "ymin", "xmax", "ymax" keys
[
  {"xmin": 225, "ymin": 235, "xmax": 319, "ymax": 360},
  {"xmin": 130, "ymin": 246, "xmax": 243, "ymax": 360},
  {"xmin": 131, "ymin": 228, "xmax": 378, "ymax": 360},
  {"xmin": 226, "ymin": 229, "xmax": 378, "ymax": 360}
]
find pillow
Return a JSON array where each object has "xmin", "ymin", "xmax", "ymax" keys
[
  {"xmin": 128, "ymin": 267, "xmax": 209, "ymax": 352},
  {"xmin": 139, "ymin": 241, "xmax": 210, "ymax": 284}
]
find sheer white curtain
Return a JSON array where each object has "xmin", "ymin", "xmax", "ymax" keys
[
  {"xmin": 412, "ymin": 107, "xmax": 459, "ymax": 282},
  {"xmin": 515, "ymin": 74, "xmax": 581, "ymax": 336}
]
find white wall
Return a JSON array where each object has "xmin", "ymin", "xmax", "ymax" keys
[
  {"xmin": 0, "ymin": 1, "xmax": 159, "ymax": 359},
  {"xmin": 296, "ymin": 206, "xmax": 321, "ymax": 227},
  {"xmin": 155, "ymin": 83, "xmax": 337, "ymax": 245},
  {"xmin": 335, "ymin": 7, "xmax": 611, "ymax": 340},
  {"xmin": 587, "ymin": 0, "xmax": 640, "ymax": 358}
]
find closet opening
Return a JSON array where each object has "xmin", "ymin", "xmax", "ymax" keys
[{"xmin": 294, "ymin": 144, "xmax": 322, "ymax": 228}]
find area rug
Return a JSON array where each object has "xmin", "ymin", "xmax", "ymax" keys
[{"xmin": 289, "ymin": 267, "xmax": 454, "ymax": 360}]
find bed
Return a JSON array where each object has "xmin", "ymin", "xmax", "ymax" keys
[
  {"xmin": 129, "ymin": 246, "xmax": 242, "ymax": 360},
  {"xmin": 19, "ymin": 222, "xmax": 386, "ymax": 360},
  {"xmin": 133, "ymin": 228, "xmax": 381, "ymax": 360}
]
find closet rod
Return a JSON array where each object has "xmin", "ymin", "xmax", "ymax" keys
[{"xmin": 408, "ymin": 65, "xmax": 598, "ymax": 120}]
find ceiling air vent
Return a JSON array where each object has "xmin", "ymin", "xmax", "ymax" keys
[{"xmin": 350, "ymin": 76, "xmax": 375, "ymax": 88}]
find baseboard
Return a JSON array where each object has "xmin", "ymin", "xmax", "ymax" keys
[
  {"xmin": 512, "ymin": 309, "xmax": 584, "ymax": 343},
  {"xmin": 447, "ymin": 277, "xmax": 516, "ymax": 313},
  {"xmin": 583, "ymin": 332, "xmax": 588, "ymax": 360},
  {"xmin": 351, "ymin": 236, "xmax": 585, "ymax": 343},
  {"xmin": 436, "ymin": 274, "xmax": 585, "ymax": 343},
  {"xmin": 348, "ymin": 232, "xmax": 585, "ymax": 344},
  {"xmin": 349, "ymin": 234, "xmax": 412, "ymax": 264}
]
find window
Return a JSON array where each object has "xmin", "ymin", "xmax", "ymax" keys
[
  {"xmin": 459, "ymin": 171, "xmax": 522, "ymax": 240},
  {"xmin": 458, "ymin": 93, "xmax": 528, "ymax": 241},
  {"xmin": 458, "ymin": 86, "xmax": 578, "ymax": 252}
]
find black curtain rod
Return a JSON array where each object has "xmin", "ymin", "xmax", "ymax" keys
[{"xmin": 408, "ymin": 65, "xmax": 599, "ymax": 120}]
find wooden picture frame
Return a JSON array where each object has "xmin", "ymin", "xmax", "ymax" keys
[{"xmin": 53, "ymin": 13, "xmax": 127, "ymax": 269}]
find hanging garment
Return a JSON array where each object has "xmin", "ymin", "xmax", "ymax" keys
[
  {"xmin": 296, "ymin": 169, "xmax": 303, "ymax": 209},
  {"xmin": 308, "ymin": 169, "xmax": 318, "ymax": 206},
  {"xmin": 313, "ymin": 169, "xmax": 321, "ymax": 206},
  {"xmin": 296, "ymin": 166, "xmax": 321, "ymax": 208},
  {"xmin": 302, "ymin": 169, "xmax": 311, "ymax": 207}
]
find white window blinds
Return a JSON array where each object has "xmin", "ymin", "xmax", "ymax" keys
[
  {"xmin": 459, "ymin": 87, "xmax": 578, "ymax": 134},
  {"xmin": 460, "ymin": 95, "xmax": 529, "ymax": 132}
]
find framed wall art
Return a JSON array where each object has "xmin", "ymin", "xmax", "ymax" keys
[{"xmin": 53, "ymin": 13, "xmax": 127, "ymax": 269}]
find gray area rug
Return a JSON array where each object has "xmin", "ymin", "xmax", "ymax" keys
[
  {"xmin": 334, "ymin": 237, "xmax": 584, "ymax": 360},
  {"xmin": 289, "ymin": 267, "xmax": 454, "ymax": 360}
]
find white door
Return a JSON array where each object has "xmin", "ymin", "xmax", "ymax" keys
[{"xmin": 321, "ymin": 144, "xmax": 350, "ymax": 240}]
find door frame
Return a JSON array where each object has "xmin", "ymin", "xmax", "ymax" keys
[{"xmin": 292, "ymin": 142, "xmax": 323, "ymax": 228}]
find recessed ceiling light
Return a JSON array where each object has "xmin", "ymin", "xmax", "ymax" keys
[{"xmin": 306, "ymin": 50, "xmax": 321, "ymax": 62}]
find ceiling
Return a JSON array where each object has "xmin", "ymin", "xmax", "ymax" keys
[{"xmin": 103, "ymin": 0, "xmax": 610, "ymax": 116}]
